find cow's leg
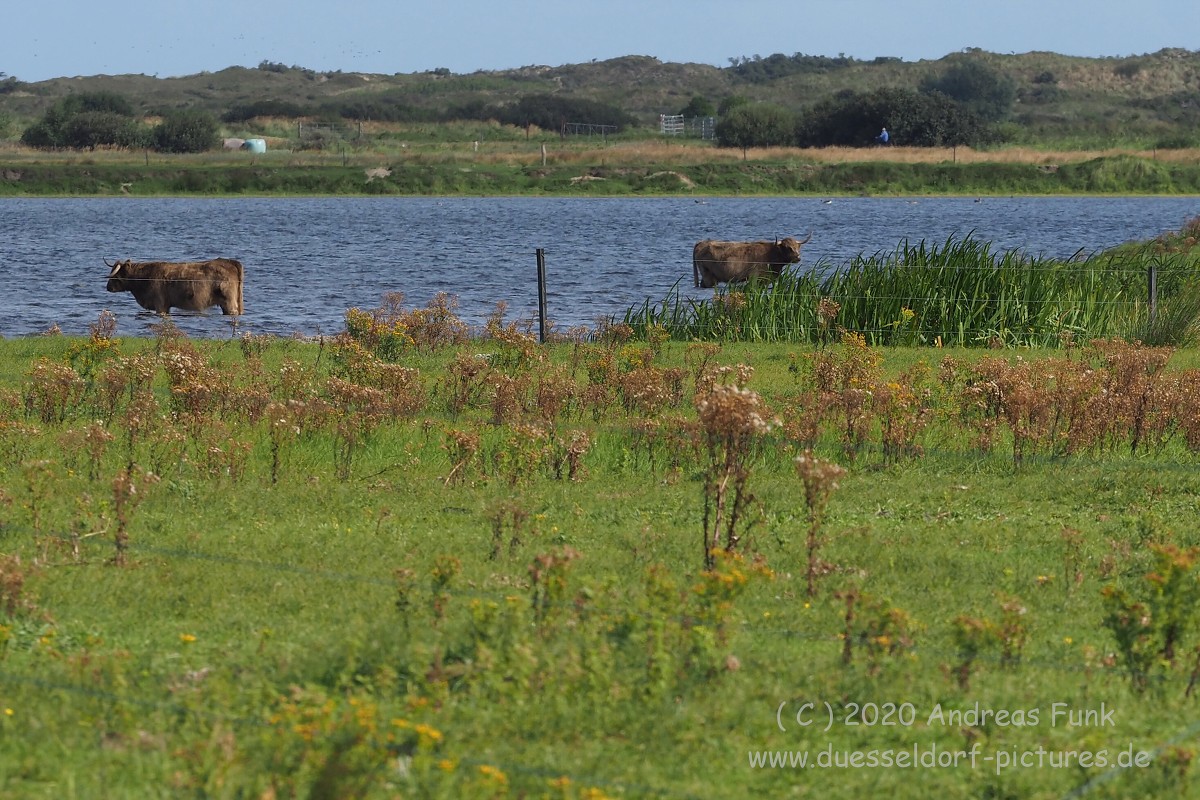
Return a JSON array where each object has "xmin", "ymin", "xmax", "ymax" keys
[{"xmin": 214, "ymin": 288, "xmax": 237, "ymax": 315}]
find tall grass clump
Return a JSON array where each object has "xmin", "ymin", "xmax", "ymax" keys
[{"xmin": 625, "ymin": 231, "xmax": 1200, "ymax": 348}]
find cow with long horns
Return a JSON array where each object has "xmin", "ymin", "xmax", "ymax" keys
[
  {"xmin": 692, "ymin": 234, "xmax": 812, "ymax": 288},
  {"xmin": 104, "ymin": 258, "xmax": 244, "ymax": 315}
]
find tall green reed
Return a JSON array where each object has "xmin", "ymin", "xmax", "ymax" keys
[{"xmin": 625, "ymin": 235, "xmax": 1200, "ymax": 347}]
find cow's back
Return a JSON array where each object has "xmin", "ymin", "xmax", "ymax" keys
[
  {"xmin": 116, "ymin": 259, "xmax": 244, "ymax": 315},
  {"xmin": 698, "ymin": 240, "xmax": 774, "ymax": 263},
  {"xmin": 693, "ymin": 240, "xmax": 781, "ymax": 288}
]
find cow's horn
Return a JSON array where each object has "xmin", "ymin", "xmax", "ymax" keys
[
  {"xmin": 103, "ymin": 258, "xmax": 115, "ymax": 268},
  {"xmin": 798, "ymin": 232, "xmax": 813, "ymax": 245}
]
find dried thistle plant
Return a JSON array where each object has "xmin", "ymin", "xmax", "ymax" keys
[
  {"xmin": 325, "ymin": 377, "xmax": 389, "ymax": 480},
  {"xmin": 551, "ymin": 430, "xmax": 591, "ymax": 481},
  {"xmin": 795, "ymin": 449, "xmax": 847, "ymax": 597},
  {"xmin": 91, "ymin": 309, "xmax": 117, "ymax": 341},
  {"xmin": 486, "ymin": 500, "xmax": 530, "ymax": 559},
  {"xmin": 24, "ymin": 360, "xmax": 85, "ymax": 424},
  {"xmin": 373, "ymin": 363, "xmax": 428, "ymax": 419},
  {"xmin": 111, "ymin": 466, "xmax": 159, "ymax": 567},
  {"xmin": 696, "ymin": 383, "xmax": 775, "ymax": 570},
  {"xmin": 239, "ymin": 332, "xmax": 275, "ymax": 360},
  {"xmin": 22, "ymin": 460, "xmax": 56, "ymax": 559},
  {"xmin": 81, "ymin": 422, "xmax": 114, "ymax": 479},
  {"xmin": 265, "ymin": 402, "xmax": 301, "ymax": 485},
  {"xmin": 534, "ymin": 366, "xmax": 577, "ymax": 426},
  {"xmin": 779, "ymin": 392, "xmax": 831, "ymax": 452},
  {"xmin": 485, "ymin": 302, "xmax": 542, "ymax": 371},
  {"xmin": 0, "ymin": 421, "xmax": 40, "ymax": 465},
  {"xmin": 408, "ymin": 292, "xmax": 470, "ymax": 352},
  {"xmin": 594, "ymin": 321, "xmax": 633, "ymax": 346},
  {"xmin": 0, "ymin": 554, "xmax": 37, "ymax": 619},
  {"xmin": 442, "ymin": 351, "xmax": 491, "ymax": 416},
  {"xmin": 490, "ymin": 373, "xmax": 525, "ymax": 426},
  {"xmin": 618, "ymin": 366, "xmax": 670, "ymax": 416},
  {"xmin": 685, "ymin": 342, "xmax": 722, "ymax": 394},
  {"xmin": 495, "ymin": 422, "xmax": 551, "ymax": 486},
  {"xmin": 873, "ymin": 364, "xmax": 934, "ymax": 463},
  {"xmin": 817, "ymin": 296, "xmax": 842, "ymax": 347},
  {"xmin": 951, "ymin": 615, "xmax": 995, "ymax": 690},
  {"xmin": 443, "ymin": 427, "xmax": 481, "ymax": 486},
  {"xmin": 529, "ymin": 546, "xmax": 580, "ymax": 627},
  {"xmin": 120, "ymin": 393, "xmax": 163, "ymax": 471}
]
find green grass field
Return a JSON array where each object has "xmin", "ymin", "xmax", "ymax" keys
[{"xmin": 3, "ymin": 297, "xmax": 1200, "ymax": 798}]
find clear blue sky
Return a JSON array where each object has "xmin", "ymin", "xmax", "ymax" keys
[{"xmin": 6, "ymin": 0, "xmax": 1196, "ymax": 82}]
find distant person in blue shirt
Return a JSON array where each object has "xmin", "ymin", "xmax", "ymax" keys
[{"xmin": 875, "ymin": 127, "xmax": 890, "ymax": 145}]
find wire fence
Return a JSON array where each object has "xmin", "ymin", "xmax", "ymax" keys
[
  {"xmin": 4, "ymin": 477, "xmax": 1200, "ymax": 658},
  {"xmin": 2, "ymin": 513, "xmax": 1199, "ymax": 799},
  {"xmin": 4, "ymin": 297, "xmax": 1200, "ymax": 794},
  {"xmin": 3, "ymin": 430, "xmax": 1199, "ymax": 795},
  {"xmin": 29, "ymin": 235, "xmax": 1196, "ymax": 343},
  {"xmin": 0, "ymin": 435, "xmax": 1198, "ymax": 650}
]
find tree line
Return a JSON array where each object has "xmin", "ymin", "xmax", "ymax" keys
[
  {"xmin": 17, "ymin": 60, "xmax": 1016, "ymax": 153},
  {"xmin": 20, "ymin": 92, "xmax": 219, "ymax": 153},
  {"xmin": 19, "ymin": 90, "xmax": 638, "ymax": 153},
  {"xmin": 714, "ymin": 60, "xmax": 1016, "ymax": 151}
]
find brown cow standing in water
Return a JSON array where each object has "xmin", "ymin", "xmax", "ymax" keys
[
  {"xmin": 692, "ymin": 234, "xmax": 812, "ymax": 288},
  {"xmin": 105, "ymin": 258, "xmax": 244, "ymax": 315}
]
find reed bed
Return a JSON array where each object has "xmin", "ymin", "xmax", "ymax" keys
[{"xmin": 625, "ymin": 234, "xmax": 1200, "ymax": 347}]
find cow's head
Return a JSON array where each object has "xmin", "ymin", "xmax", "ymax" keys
[
  {"xmin": 104, "ymin": 259, "xmax": 133, "ymax": 292},
  {"xmin": 775, "ymin": 232, "xmax": 813, "ymax": 263}
]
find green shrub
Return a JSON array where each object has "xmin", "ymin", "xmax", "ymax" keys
[
  {"xmin": 716, "ymin": 103, "xmax": 795, "ymax": 151},
  {"xmin": 153, "ymin": 110, "xmax": 219, "ymax": 153},
  {"xmin": 20, "ymin": 92, "xmax": 143, "ymax": 150}
]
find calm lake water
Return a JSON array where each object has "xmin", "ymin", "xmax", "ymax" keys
[{"xmin": 2, "ymin": 195, "xmax": 1199, "ymax": 339}]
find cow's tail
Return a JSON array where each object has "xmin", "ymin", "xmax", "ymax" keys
[{"xmin": 234, "ymin": 259, "xmax": 245, "ymax": 315}]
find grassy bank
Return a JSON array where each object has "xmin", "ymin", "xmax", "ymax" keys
[
  {"xmin": 4, "ymin": 145, "xmax": 1200, "ymax": 196},
  {"xmin": 4, "ymin": 309, "xmax": 1200, "ymax": 797}
]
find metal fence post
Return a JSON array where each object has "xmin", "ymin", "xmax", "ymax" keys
[{"xmin": 536, "ymin": 248, "xmax": 548, "ymax": 344}]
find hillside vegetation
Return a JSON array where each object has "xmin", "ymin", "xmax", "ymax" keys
[{"xmin": 2, "ymin": 48, "xmax": 1199, "ymax": 149}]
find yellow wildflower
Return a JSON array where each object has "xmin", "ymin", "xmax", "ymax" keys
[{"xmin": 479, "ymin": 764, "xmax": 508, "ymax": 784}]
